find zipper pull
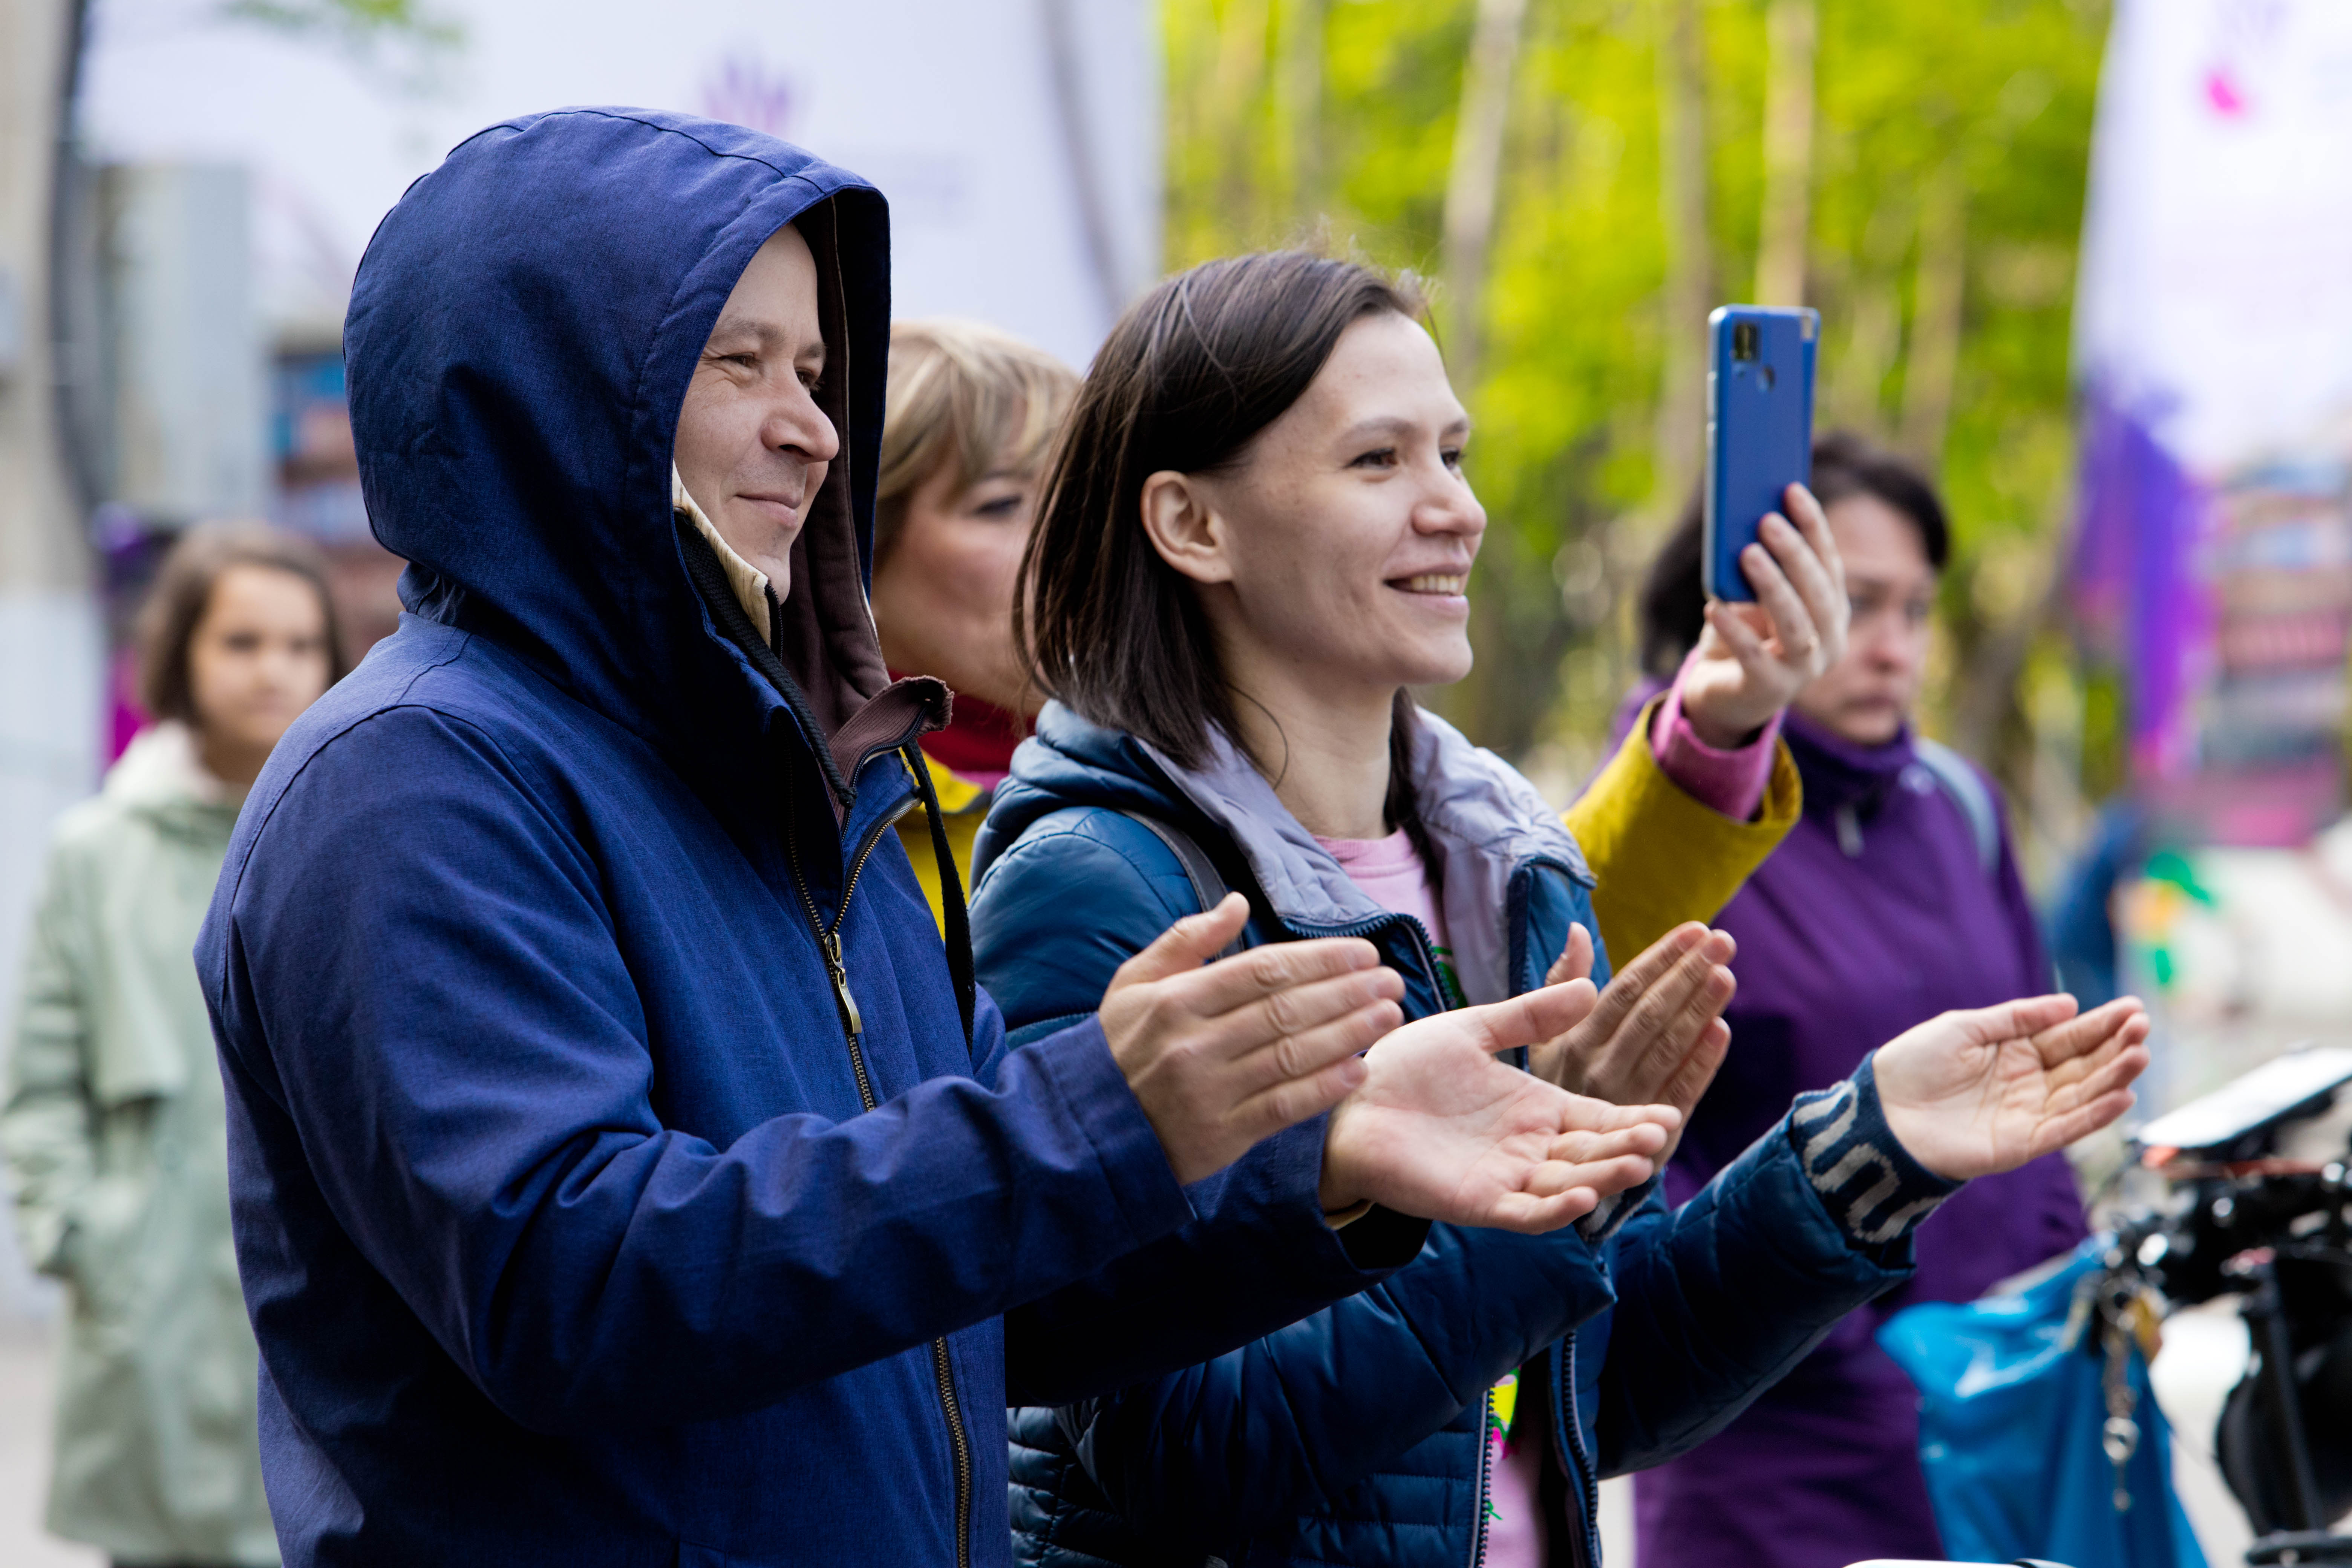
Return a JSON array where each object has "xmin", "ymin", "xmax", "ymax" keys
[{"xmin": 821, "ymin": 931, "xmax": 863, "ymax": 1036}]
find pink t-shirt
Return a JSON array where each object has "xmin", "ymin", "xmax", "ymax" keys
[
  {"xmin": 1314, "ymin": 828, "xmax": 1455, "ymax": 990},
  {"xmin": 1312, "ymin": 828, "xmax": 1546, "ymax": 1566}
]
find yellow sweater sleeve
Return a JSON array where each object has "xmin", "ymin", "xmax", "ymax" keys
[{"xmin": 1563, "ymin": 697, "xmax": 1802, "ymax": 967}]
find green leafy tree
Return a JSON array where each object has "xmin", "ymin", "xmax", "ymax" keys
[{"xmin": 1164, "ymin": 0, "xmax": 2109, "ymax": 844}]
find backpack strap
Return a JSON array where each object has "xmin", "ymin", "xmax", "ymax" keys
[
  {"xmin": 1119, "ymin": 812, "xmax": 1244, "ymax": 960},
  {"xmin": 901, "ymin": 744, "xmax": 978, "ymax": 1057},
  {"xmin": 1910, "ymin": 736, "xmax": 2001, "ymax": 877}
]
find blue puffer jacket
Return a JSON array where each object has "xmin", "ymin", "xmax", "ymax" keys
[
  {"xmin": 195, "ymin": 110, "xmax": 1426, "ymax": 1567},
  {"xmin": 971, "ymin": 704, "xmax": 1958, "ymax": 1568}
]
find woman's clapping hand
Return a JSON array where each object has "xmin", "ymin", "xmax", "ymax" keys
[
  {"xmin": 1530, "ymin": 922, "xmax": 1736, "ymax": 1162},
  {"xmin": 1873, "ymin": 995, "xmax": 2153, "ymax": 1179},
  {"xmin": 1319, "ymin": 977, "xmax": 1680, "ymax": 1234}
]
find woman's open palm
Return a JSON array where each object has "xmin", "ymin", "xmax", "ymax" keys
[
  {"xmin": 1322, "ymin": 980, "xmax": 1679, "ymax": 1234},
  {"xmin": 1873, "ymin": 995, "xmax": 2152, "ymax": 1180}
]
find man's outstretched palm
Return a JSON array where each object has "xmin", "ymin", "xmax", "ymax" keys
[
  {"xmin": 1322, "ymin": 980, "xmax": 1680, "ymax": 1235},
  {"xmin": 1874, "ymin": 994, "xmax": 2151, "ymax": 1180}
]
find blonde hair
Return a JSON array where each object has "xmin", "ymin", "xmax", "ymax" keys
[{"xmin": 875, "ymin": 318, "xmax": 1080, "ymax": 564}]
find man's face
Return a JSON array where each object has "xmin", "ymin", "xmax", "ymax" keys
[{"xmin": 674, "ymin": 223, "xmax": 840, "ymax": 598}]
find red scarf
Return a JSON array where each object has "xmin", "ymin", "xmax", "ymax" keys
[{"xmin": 893, "ymin": 672, "xmax": 1029, "ymax": 784}]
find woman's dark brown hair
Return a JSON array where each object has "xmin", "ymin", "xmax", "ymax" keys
[
  {"xmin": 1018, "ymin": 250, "xmax": 1433, "ymax": 833},
  {"xmin": 1635, "ymin": 429, "xmax": 1952, "ymax": 679},
  {"xmin": 137, "ymin": 521, "xmax": 349, "ymax": 724}
]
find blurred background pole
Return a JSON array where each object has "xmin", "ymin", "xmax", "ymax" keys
[
  {"xmin": 0, "ymin": 0, "xmax": 92, "ymax": 595},
  {"xmin": 0, "ymin": 0, "xmax": 100, "ymax": 1319},
  {"xmin": 1752, "ymin": 0, "xmax": 1816, "ymax": 309}
]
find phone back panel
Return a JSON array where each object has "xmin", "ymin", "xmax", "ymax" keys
[{"xmin": 1704, "ymin": 306, "xmax": 1819, "ymax": 602}]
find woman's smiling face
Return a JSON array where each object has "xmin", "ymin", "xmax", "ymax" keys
[{"xmin": 1148, "ymin": 310, "xmax": 1487, "ymax": 700}]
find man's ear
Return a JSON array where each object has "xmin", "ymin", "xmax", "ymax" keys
[{"xmin": 1139, "ymin": 470, "xmax": 1234, "ymax": 586}]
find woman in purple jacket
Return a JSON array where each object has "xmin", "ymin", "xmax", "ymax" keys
[{"xmin": 1628, "ymin": 432, "xmax": 2084, "ymax": 1568}]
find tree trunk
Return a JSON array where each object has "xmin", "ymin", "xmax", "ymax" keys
[
  {"xmin": 1899, "ymin": 158, "xmax": 1967, "ymax": 469},
  {"xmin": 1651, "ymin": 0, "xmax": 1711, "ymax": 511},
  {"xmin": 1210, "ymin": 0, "xmax": 1272, "ymax": 243},
  {"xmin": 1439, "ymin": 0, "xmax": 1529, "ymax": 395},
  {"xmin": 1752, "ymin": 0, "xmax": 1816, "ymax": 307},
  {"xmin": 1824, "ymin": 198, "xmax": 1913, "ymax": 438},
  {"xmin": 1272, "ymin": 0, "xmax": 1327, "ymax": 227}
]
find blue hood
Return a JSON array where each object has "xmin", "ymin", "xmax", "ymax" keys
[{"xmin": 346, "ymin": 106, "xmax": 894, "ymax": 771}]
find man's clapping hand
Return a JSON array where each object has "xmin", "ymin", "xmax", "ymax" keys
[
  {"xmin": 1096, "ymin": 894, "xmax": 1406, "ymax": 1187},
  {"xmin": 1099, "ymin": 897, "xmax": 1676, "ymax": 1232}
]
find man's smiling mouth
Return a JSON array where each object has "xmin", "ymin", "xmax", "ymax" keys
[{"xmin": 1393, "ymin": 574, "xmax": 1467, "ymax": 595}]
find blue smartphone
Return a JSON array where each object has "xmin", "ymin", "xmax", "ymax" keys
[{"xmin": 1703, "ymin": 305, "xmax": 1819, "ymax": 602}]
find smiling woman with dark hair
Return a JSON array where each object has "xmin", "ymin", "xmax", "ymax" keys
[{"xmin": 971, "ymin": 251, "xmax": 2150, "ymax": 1568}]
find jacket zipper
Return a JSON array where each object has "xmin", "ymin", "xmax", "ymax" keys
[
  {"xmin": 1311, "ymin": 909, "xmax": 1505, "ymax": 1566},
  {"xmin": 1222, "ymin": 859, "xmax": 1602, "ymax": 1564},
  {"xmin": 1560, "ymin": 1332, "xmax": 1602, "ymax": 1568},
  {"xmin": 1468, "ymin": 1383, "xmax": 1496, "ymax": 1566},
  {"xmin": 787, "ymin": 794, "xmax": 974, "ymax": 1568}
]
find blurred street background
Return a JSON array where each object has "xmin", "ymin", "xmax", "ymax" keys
[{"xmin": 4, "ymin": 0, "xmax": 2352, "ymax": 1562}]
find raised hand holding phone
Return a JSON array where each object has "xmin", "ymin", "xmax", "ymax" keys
[
  {"xmin": 1684, "ymin": 304, "xmax": 1847, "ymax": 748},
  {"xmin": 1681, "ymin": 481, "xmax": 1849, "ymax": 747}
]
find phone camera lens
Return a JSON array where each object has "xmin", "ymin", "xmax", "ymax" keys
[{"xmin": 1732, "ymin": 322, "xmax": 1760, "ymax": 361}]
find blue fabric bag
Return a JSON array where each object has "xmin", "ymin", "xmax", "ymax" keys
[{"xmin": 1877, "ymin": 1236, "xmax": 2208, "ymax": 1568}]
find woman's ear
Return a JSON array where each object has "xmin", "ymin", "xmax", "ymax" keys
[{"xmin": 1138, "ymin": 470, "xmax": 1235, "ymax": 586}]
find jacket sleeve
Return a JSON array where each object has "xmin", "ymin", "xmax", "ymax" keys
[
  {"xmin": 974, "ymin": 809, "xmax": 1431, "ymax": 1406},
  {"xmin": 2, "ymin": 840, "xmax": 96, "ymax": 1279},
  {"xmin": 207, "ymin": 706, "xmax": 1202, "ymax": 1434},
  {"xmin": 1592, "ymin": 1068, "xmax": 1945, "ymax": 1475},
  {"xmin": 1565, "ymin": 695, "xmax": 1801, "ymax": 963},
  {"xmin": 972, "ymin": 810, "xmax": 1204, "ymax": 1049},
  {"xmin": 1045, "ymin": 1221, "xmax": 1615, "ymax": 1548}
]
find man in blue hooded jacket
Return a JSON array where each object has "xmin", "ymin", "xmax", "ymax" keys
[{"xmin": 194, "ymin": 108, "xmax": 1682, "ymax": 1566}]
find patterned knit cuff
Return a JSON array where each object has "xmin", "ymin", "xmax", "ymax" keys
[
  {"xmin": 1787, "ymin": 1053, "xmax": 1963, "ymax": 1248},
  {"xmin": 1574, "ymin": 1172, "xmax": 1656, "ymax": 1243}
]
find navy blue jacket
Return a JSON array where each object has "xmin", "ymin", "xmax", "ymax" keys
[
  {"xmin": 196, "ymin": 109, "xmax": 1422, "ymax": 1567},
  {"xmin": 971, "ymin": 704, "xmax": 1955, "ymax": 1568}
]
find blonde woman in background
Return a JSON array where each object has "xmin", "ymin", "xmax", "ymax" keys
[
  {"xmin": 5, "ymin": 523, "xmax": 343, "ymax": 1568},
  {"xmin": 871, "ymin": 318, "xmax": 1080, "ymax": 922}
]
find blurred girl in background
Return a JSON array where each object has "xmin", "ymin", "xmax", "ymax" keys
[
  {"xmin": 1628, "ymin": 434, "xmax": 2084, "ymax": 1568},
  {"xmin": 870, "ymin": 318, "xmax": 1079, "ymax": 920},
  {"xmin": 5, "ymin": 522, "xmax": 343, "ymax": 1568}
]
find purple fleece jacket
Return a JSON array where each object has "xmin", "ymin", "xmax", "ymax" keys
[{"xmin": 1622, "ymin": 698, "xmax": 2086, "ymax": 1568}]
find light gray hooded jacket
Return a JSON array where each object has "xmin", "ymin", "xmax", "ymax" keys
[{"xmin": 4, "ymin": 723, "xmax": 278, "ymax": 1565}]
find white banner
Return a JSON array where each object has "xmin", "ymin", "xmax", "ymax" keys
[
  {"xmin": 2076, "ymin": 0, "xmax": 2352, "ymax": 474},
  {"xmin": 78, "ymin": 0, "xmax": 1159, "ymax": 369}
]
